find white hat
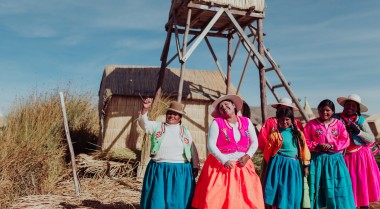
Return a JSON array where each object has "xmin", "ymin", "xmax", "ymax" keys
[
  {"xmin": 337, "ymin": 94, "xmax": 368, "ymax": 112},
  {"xmin": 270, "ymin": 97, "xmax": 298, "ymax": 111},
  {"xmin": 211, "ymin": 94, "xmax": 243, "ymax": 118}
]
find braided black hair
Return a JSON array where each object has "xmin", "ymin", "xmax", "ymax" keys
[{"xmin": 276, "ymin": 107, "xmax": 305, "ymax": 149}]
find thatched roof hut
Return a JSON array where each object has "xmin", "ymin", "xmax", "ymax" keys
[{"xmin": 98, "ymin": 65, "xmax": 238, "ymax": 165}]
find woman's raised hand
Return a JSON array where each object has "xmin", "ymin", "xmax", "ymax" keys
[
  {"xmin": 141, "ymin": 98, "xmax": 153, "ymax": 114},
  {"xmin": 143, "ymin": 98, "xmax": 153, "ymax": 109}
]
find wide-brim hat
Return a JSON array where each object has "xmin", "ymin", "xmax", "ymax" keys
[
  {"xmin": 337, "ymin": 94, "xmax": 368, "ymax": 112},
  {"xmin": 270, "ymin": 97, "xmax": 298, "ymax": 111},
  {"xmin": 167, "ymin": 101, "xmax": 186, "ymax": 115},
  {"xmin": 211, "ymin": 94, "xmax": 243, "ymax": 118}
]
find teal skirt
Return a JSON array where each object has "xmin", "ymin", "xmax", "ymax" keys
[
  {"xmin": 140, "ymin": 160, "xmax": 195, "ymax": 209},
  {"xmin": 263, "ymin": 154, "xmax": 303, "ymax": 208},
  {"xmin": 308, "ymin": 152, "xmax": 355, "ymax": 209}
]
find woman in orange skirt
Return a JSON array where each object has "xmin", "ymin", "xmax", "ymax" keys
[{"xmin": 192, "ymin": 95, "xmax": 264, "ymax": 209}]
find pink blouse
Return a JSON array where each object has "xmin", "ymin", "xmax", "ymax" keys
[{"xmin": 304, "ymin": 118, "xmax": 349, "ymax": 153}]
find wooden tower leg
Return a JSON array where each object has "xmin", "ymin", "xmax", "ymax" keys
[
  {"xmin": 177, "ymin": 8, "xmax": 192, "ymax": 102},
  {"xmin": 257, "ymin": 19, "xmax": 267, "ymax": 122},
  {"xmin": 155, "ymin": 19, "xmax": 174, "ymax": 103},
  {"xmin": 226, "ymin": 31, "xmax": 233, "ymax": 94}
]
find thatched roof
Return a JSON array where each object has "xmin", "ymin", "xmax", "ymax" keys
[{"xmin": 99, "ymin": 65, "xmax": 236, "ymax": 112}]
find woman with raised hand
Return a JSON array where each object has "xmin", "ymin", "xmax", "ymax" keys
[{"xmin": 138, "ymin": 98, "xmax": 200, "ymax": 209}]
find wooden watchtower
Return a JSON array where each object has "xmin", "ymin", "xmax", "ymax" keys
[{"xmin": 155, "ymin": 0, "xmax": 309, "ymax": 122}]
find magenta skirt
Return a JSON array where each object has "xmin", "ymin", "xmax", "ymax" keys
[{"xmin": 344, "ymin": 146, "xmax": 380, "ymax": 207}]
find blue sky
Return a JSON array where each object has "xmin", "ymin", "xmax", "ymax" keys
[{"xmin": 0, "ymin": 0, "xmax": 379, "ymax": 116}]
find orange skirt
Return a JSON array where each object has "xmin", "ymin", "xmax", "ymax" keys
[{"xmin": 192, "ymin": 154, "xmax": 264, "ymax": 209}]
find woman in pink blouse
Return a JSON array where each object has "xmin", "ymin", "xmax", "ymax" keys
[{"xmin": 304, "ymin": 99, "xmax": 355, "ymax": 209}]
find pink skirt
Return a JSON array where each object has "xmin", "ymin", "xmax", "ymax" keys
[
  {"xmin": 192, "ymin": 154, "xmax": 264, "ymax": 209},
  {"xmin": 344, "ymin": 146, "xmax": 380, "ymax": 207}
]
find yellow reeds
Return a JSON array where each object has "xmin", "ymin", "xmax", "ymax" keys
[{"xmin": 0, "ymin": 88, "xmax": 98, "ymax": 208}]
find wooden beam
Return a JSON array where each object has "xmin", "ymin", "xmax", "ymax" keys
[
  {"xmin": 177, "ymin": 8, "xmax": 192, "ymax": 102},
  {"xmin": 155, "ymin": 19, "xmax": 174, "ymax": 102},
  {"xmin": 189, "ymin": 10, "xmax": 207, "ymax": 28},
  {"xmin": 237, "ymin": 32, "xmax": 257, "ymax": 94},
  {"xmin": 227, "ymin": 31, "xmax": 232, "ymax": 94},
  {"xmin": 266, "ymin": 80, "xmax": 280, "ymax": 102},
  {"xmin": 257, "ymin": 19, "xmax": 267, "ymax": 122},
  {"xmin": 166, "ymin": 35, "xmax": 197, "ymax": 67},
  {"xmin": 264, "ymin": 48, "xmax": 309, "ymax": 121},
  {"xmin": 173, "ymin": 16, "xmax": 183, "ymax": 62},
  {"xmin": 204, "ymin": 37, "xmax": 226, "ymax": 80},
  {"xmin": 174, "ymin": 28, "xmax": 228, "ymax": 38},
  {"xmin": 182, "ymin": 8, "xmax": 224, "ymax": 63},
  {"xmin": 224, "ymin": 9, "xmax": 265, "ymax": 66}
]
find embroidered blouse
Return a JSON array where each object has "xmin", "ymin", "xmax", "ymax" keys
[{"xmin": 304, "ymin": 118, "xmax": 349, "ymax": 153}]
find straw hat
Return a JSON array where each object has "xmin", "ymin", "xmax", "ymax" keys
[
  {"xmin": 211, "ymin": 94, "xmax": 243, "ymax": 118},
  {"xmin": 270, "ymin": 97, "xmax": 298, "ymax": 111},
  {"xmin": 337, "ymin": 94, "xmax": 368, "ymax": 112},
  {"xmin": 167, "ymin": 101, "xmax": 186, "ymax": 115}
]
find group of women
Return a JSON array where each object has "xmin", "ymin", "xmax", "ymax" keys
[{"xmin": 138, "ymin": 93, "xmax": 380, "ymax": 209}]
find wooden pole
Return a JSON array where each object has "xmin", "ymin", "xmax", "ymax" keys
[
  {"xmin": 177, "ymin": 8, "xmax": 192, "ymax": 102},
  {"xmin": 227, "ymin": 31, "xmax": 233, "ymax": 94},
  {"xmin": 59, "ymin": 92, "xmax": 80, "ymax": 196},
  {"xmin": 155, "ymin": 18, "xmax": 174, "ymax": 103},
  {"xmin": 257, "ymin": 19, "xmax": 267, "ymax": 122}
]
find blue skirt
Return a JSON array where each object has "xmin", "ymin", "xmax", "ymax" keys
[
  {"xmin": 308, "ymin": 152, "xmax": 355, "ymax": 209},
  {"xmin": 140, "ymin": 160, "xmax": 195, "ymax": 209},
  {"xmin": 263, "ymin": 154, "xmax": 303, "ymax": 208}
]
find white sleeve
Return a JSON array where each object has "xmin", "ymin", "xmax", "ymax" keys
[
  {"xmin": 358, "ymin": 120, "xmax": 376, "ymax": 144},
  {"xmin": 138, "ymin": 112, "xmax": 158, "ymax": 134},
  {"xmin": 207, "ymin": 120, "xmax": 229, "ymax": 164},
  {"xmin": 245, "ymin": 120, "xmax": 259, "ymax": 157}
]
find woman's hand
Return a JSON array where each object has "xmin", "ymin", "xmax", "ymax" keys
[
  {"xmin": 317, "ymin": 143, "xmax": 331, "ymax": 151},
  {"xmin": 141, "ymin": 98, "xmax": 153, "ymax": 114},
  {"xmin": 223, "ymin": 160, "xmax": 234, "ymax": 169},
  {"xmin": 237, "ymin": 154, "xmax": 250, "ymax": 167}
]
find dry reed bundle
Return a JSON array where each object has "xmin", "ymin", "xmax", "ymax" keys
[
  {"xmin": 76, "ymin": 153, "xmax": 138, "ymax": 179},
  {"xmin": 0, "ymin": 88, "xmax": 98, "ymax": 209},
  {"xmin": 11, "ymin": 177, "xmax": 142, "ymax": 209}
]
